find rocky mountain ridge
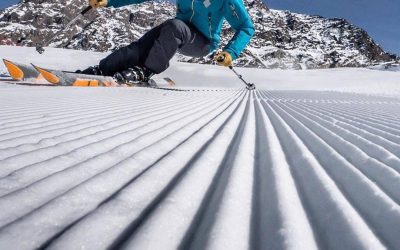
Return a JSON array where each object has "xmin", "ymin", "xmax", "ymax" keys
[{"xmin": 0, "ymin": 0, "xmax": 397, "ymax": 69}]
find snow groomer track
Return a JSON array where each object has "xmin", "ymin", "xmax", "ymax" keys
[{"xmin": 0, "ymin": 86, "xmax": 399, "ymax": 250}]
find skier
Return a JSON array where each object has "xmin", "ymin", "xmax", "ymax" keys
[{"xmin": 79, "ymin": 0, "xmax": 255, "ymax": 84}]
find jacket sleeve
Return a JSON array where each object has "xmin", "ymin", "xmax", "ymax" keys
[
  {"xmin": 222, "ymin": 0, "xmax": 255, "ymax": 60},
  {"xmin": 107, "ymin": 0, "xmax": 149, "ymax": 8}
]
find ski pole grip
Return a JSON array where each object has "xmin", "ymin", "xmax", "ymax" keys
[{"xmin": 81, "ymin": 6, "xmax": 93, "ymax": 15}]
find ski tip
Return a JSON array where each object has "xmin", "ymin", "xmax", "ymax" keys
[
  {"xmin": 3, "ymin": 59, "xmax": 24, "ymax": 81},
  {"xmin": 163, "ymin": 77, "xmax": 176, "ymax": 87},
  {"xmin": 31, "ymin": 64, "xmax": 60, "ymax": 85}
]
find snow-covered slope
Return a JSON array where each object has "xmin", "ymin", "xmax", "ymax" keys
[
  {"xmin": 0, "ymin": 46, "xmax": 400, "ymax": 249},
  {"xmin": 0, "ymin": 0, "xmax": 397, "ymax": 69},
  {"xmin": 1, "ymin": 84, "xmax": 400, "ymax": 250},
  {"xmin": 1, "ymin": 45, "xmax": 400, "ymax": 96}
]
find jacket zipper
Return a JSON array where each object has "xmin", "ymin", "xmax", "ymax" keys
[
  {"xmin": 208, "ymin": 13, "xmax": 212, "ymax": 38},
  {"xmin": 188, "ymin": 0, "xmax": 212, "ymax": 38},
  {"xmin": 229, "ymin": 3, "xmax": 239, "ymax": 19},
  {"xmin": 190, "ymin": 0, "xmax": 195, "ymax": 22}
]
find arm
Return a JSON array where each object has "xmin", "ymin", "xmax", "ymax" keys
[
  {"xmin": 222, "ymin": 0, "xmax": 255, "ymax": 60},
  {"xmin": 107, "ymin": 0, "xmax": 150, "ymax": 8}
]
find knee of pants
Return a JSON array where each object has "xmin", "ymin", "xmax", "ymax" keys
[{"xmin": 162, "ymin": 19, "xmax": 191, "ymax": 45}]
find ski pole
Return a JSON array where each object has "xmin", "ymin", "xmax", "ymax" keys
[
  {"xmin": 228, "ymin": 66, "xmax": 256, "ymax": 90},
  {"xmin": 36, "ymin": 6, "xmax": 93, "ymax": 54},
  {"xmin": 214, "ymin": 53, "xmax": 256, "ymax": 90}
]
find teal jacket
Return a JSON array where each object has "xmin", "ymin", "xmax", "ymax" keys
[{"xmin": 107, "ymin": 0, "xmax": 255, "ymax": 60}]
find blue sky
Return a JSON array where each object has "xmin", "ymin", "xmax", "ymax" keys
[
  {"xmin": 1, "ymin": 0, "xmax": 399, "ymax": 55},
  {"xmin": 0, "ymin": 0, "xmax": 17, "ymax": 10}
]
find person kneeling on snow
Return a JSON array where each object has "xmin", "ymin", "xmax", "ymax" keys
[{"xmin": 79, "ymin": 0, "xmax": 255, "ymax": 84}]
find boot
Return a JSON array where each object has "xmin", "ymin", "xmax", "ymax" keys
[{"xmin": 113, "ymin": 66, "xmax": 154, "ymax": 85}]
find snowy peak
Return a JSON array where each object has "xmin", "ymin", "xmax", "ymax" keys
[
  {"xmin": 239, "ymin": 0, "xmax": 397, "ymax": 68},
  {"xmin": 0, "ymin": 0, "xmax": 174, "ymax": 51},
  {"xmin": 0, "ymin": 0, "xmax": 397, "ymax": 69}
]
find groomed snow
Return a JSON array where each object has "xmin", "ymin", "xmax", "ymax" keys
[{"xmin": 0, "ymin": 46, "xmax": 400, "ymax": 249}]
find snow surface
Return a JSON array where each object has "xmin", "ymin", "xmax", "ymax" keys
[
  {"xmin": 0, "ymin": 45, "xmax": 400, "ymax": 249},
  {"xmin": 1, "ymin": 45, "xmax": 400, "ymax": 95}
]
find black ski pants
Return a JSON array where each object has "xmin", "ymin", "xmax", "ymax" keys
[{"xmin": 99, "ymin": 18, "xmax": 211, "ymax": 76}]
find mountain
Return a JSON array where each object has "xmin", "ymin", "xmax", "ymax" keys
[{"xmin": 0, "ymin": 0, "xmax": 397, "ymax": 69}]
